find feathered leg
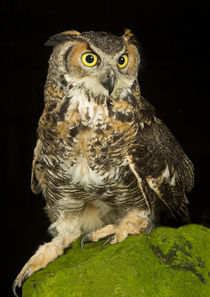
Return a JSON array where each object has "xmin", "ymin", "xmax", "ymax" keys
[
  {"xmin": 13, "ymin": 215, "xmax": 82, "ymax": 296},
  {"xmin": 82, "ymin": 209, "xmax": 152, "ymax": 247}
]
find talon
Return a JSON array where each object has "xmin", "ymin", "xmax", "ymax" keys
[
  {"xmin": 12, "ymin": 279, "xmax": 19, "ymax": 297},
  {"xmin": 12, "ymin": 267, "xmax": 31, "ymax": 296},
  {"xmin": 21, "ymin": 268, "xmax": 30, "ymax": 286},
  {"xmin": 146, "ymin": 222, "xmax": 154, "ymax": 234},
  {"xmin": 100, "ymin": 236, "xmax": 113, "ymax": 250},
  {"xmin": 81, "ymin": 233, "xmax": 91, "ymax": 251}
]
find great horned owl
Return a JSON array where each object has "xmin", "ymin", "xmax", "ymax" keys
[{"xmin": 13, "ymin": 29, "xmax": 194, "ymax": 295}]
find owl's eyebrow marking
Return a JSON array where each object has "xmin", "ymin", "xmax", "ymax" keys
[
  {"xmin": 85, "ymin": 45, "xmax": 101, "ymax": 60},
  {"xmin": 81, "ymin": 31, "xmax": 124, "ymax": 55},
  {"xmin": 85, "ymin": 44, "xmax": 96, "ymax": 53}
]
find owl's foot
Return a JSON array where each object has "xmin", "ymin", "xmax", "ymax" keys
[
  {"xmin": 81, "ymin": 209, "xmax": 152, "ymax": 248},
  {"xmin": 12, "ymin": 235, "xmax": 80, "ymax": 297}
]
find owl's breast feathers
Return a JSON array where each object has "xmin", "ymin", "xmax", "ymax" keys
[
  {"xmin": 39, "ymin": 82, "xmax": 140, "ymax": 158},
  {"xmin": 32, "ymin": 82, "xmax": 194, "ymax": 221}
]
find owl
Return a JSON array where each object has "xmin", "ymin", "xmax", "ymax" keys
[{"xmin": 13, "ymin": 29, "xmax": 194, "ymax": 295}]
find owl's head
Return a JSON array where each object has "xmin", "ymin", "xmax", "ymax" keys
[{"xmin": 46, "ymin": 29, "xmax": 140, "ymax": 98}]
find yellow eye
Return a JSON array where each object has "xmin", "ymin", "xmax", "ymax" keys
[
  {"xmin": 81, "ymin": 53, "xmax": 98, "ymax": 67},
  {"xmin": 118, "ymin": 54, "xmax": 128, "ymax": 68}
]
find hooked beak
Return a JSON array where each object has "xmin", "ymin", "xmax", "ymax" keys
[{"xmin": 100, "ymin": 73, "xmax": 115, "ymax": 95}]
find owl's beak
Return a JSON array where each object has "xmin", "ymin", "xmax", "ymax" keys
[{"xmin": 100, "ymin": 73, "xmax": 115, "ymax": 95}]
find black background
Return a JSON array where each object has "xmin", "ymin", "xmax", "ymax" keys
[{"xmin": 3, "ymin": 1, "xmax": 210, "ymax": 296}]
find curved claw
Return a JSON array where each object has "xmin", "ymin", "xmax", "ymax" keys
[
  {"xmin": 12, "ymin": 267, "xmax": 30, "ymax": 297},
  {"xmin": 145, "ymin": 221, "xmax": 154, "ymax": 235},
  {"xmin": 21, "ymin": 268, "xmax": 30, "ymax": 285},
  {"xmin": 12, "ymin": 279, "xmax": 19, "ymax": 297},
  {"xmin": 81, "ymin": 233, "xmax": 91, "ymax": 251},
  {"xmin": 100, "ymin": 236, "xmax": 113, "ymax": 250}
]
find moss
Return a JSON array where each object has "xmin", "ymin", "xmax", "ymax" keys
[{"xmin": 23, "ymin": 224, "xmax": 210, "ymax": 297}]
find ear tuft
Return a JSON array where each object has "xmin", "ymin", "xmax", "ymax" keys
[
  {"xmin": 122, "ymin": 28, "xmax": 140, "ymax": 49},
  {"xmin": 123, "ymin": 28, "xmax": 134, "ymax": 41},
  {"xmin": 45, "ymin": 30, "xmax": 81, "ymax": 47}
]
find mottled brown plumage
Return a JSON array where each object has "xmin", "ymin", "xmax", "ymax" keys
[{"xmin": 13, "ymin": 29, "xmax": 194, "ymax": 296}]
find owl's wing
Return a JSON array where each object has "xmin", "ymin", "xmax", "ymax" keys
[
  {"xmin": 31, "ymin": 139, "xmax": 46, "ymax": 195},
  {"xmin": 128, "ymin": 97, "xmax": 194, "ymax": 219}
]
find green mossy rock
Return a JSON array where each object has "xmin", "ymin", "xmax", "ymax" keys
[{"xmin": 23, "ymin": 224, "xmax": 210, "ymax": 297}]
